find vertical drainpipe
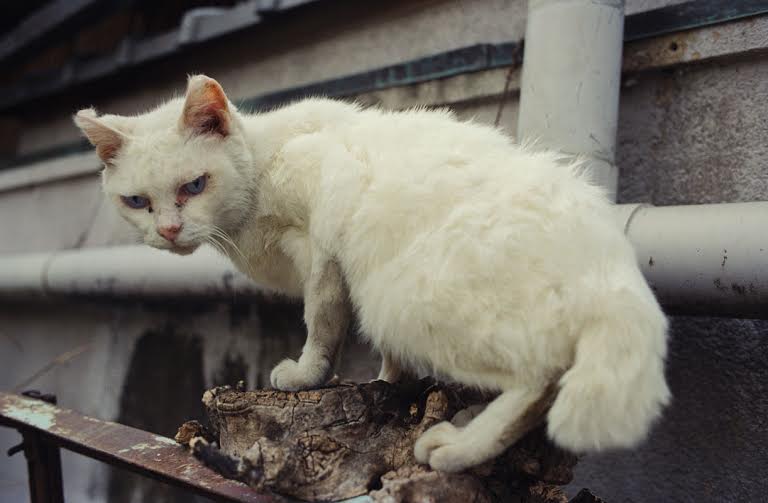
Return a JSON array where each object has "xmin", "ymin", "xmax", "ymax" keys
[{"xmin": 517, "ymin": 0, "xmax": 625, "ymax": 200}]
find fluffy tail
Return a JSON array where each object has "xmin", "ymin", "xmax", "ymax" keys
[{"xmin": 547, "ymin": 289, "xmax": 671, "ymax": 452}]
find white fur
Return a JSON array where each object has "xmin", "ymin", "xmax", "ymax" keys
[{"xmin": 75, "ymin": 76, "xmax": 670, "ymax": 472}]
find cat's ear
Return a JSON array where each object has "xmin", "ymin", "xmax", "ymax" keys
[
  {"xmin": 73, "ymin": 108, "xmax": 127, "ymax": 166},
  {"xmin": 180, "ymin": 75, "xmax": 231, "ymax": 137}
]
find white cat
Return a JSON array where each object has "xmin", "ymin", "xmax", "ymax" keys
[{"xmin": 74, "ymin": 75, "xmax": 670, "ymax": 472}]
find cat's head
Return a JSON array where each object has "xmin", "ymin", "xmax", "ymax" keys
[{"xmin": 73, "ymin": 75, "xmax": 253, "ymax": 255}]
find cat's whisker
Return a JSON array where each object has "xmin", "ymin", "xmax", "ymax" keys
[
  {"xmin": 211, "ymin": 236, "xmax": 230, "ymax": 258},
  {"xmin": 204, "ymin": 235, "xmax": 239, "ymax": 302},
  {"xmin": 205, "ymin": 235, "xmax": 229, "ymax": 260},
  {"xmin": 206, "ymin": 225, "xmax": 256, "ymax": 278},
  {"xmin": 205, "ymin": 238, "xmax": 221, "ymax": 257},
  {"xmin": 210, "ymin": 226, "xmax": 253, "ymax": 273},
  {"xmin": 210, "ymin": 238, "xmax": 226, "ymax": 257}
]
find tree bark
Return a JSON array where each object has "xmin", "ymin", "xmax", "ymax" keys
[{"xmin": 180, "ymin": 378, "xmax": 600, "ymax": 502}]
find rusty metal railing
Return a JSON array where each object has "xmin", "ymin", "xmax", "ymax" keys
[{"xmin": 0, "ymin": 390, "xmax": 273, "ymax": 502}]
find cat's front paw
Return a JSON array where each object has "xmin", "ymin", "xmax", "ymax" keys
[{"xmin": 270, "ymin": 358, "xmax": 330, "ymax": 391}]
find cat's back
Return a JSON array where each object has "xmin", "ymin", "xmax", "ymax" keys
[
  {"xmin": 274, "ymin": 99, "xmax": 552, "ymax": 188},
  {"xmin": 338, "ymin": 105, "xmax": 592, "ymax": 201},
  {"xmin": 334, "ymin": 105, "xmax": 604, "ymax": 229},
  {"xmin": 273, "ymin": 100, "xmax": 611, "ymax": 274},
  {"xmin": 318, "ymin": 104, "xmax": 614, "ymax": 290},
  {"xmin": 347, "ymin": 105, "xmax": 513, "ymax": 169}
]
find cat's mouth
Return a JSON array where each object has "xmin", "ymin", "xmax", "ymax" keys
[
  {"xmin": 169, "ymin": 244, "xmax": 197, "ymax": 256},
  {"xmin": 149, "ymin": 239, "xmax": 199, "ymax": 256}
]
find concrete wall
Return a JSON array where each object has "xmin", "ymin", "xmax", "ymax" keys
[{"xmin": 1, "ymin": 1, "xmax": 767, "ymax": 502}]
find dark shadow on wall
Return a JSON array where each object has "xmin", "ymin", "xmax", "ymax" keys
[
  {"xmin": 107, "ymin": 328, "xmax": 212, "ymax": 503},
  {"xmin": 212, "ymin": 351, "xmax": 249, "ymax": 388}
]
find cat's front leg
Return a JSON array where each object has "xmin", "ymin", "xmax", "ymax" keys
[
  {"xmin": 270, "ymin": 256, "xmax": 351, "ymax": 391},
  {"xmin": 377, "ymin": 352, "xmax": 403, "ymax": 383}
]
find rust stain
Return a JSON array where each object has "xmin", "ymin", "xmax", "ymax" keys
[{"xmin": 624, "ymin": 30, "xmax": 696, "ymax": 74}]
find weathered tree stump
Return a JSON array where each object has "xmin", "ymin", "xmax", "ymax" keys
[{"xmin": 179, "ymin": 378, "xmax": 599, "ymax": 502}]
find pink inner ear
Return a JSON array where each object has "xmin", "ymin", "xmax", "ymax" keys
[
  {"xmin": 183, "ymin": 81, "xmax": 230, "ymax": 136},
  {"xmin": 196, "ymin": 105, "xmax": 225, "ymax": 134},
  {"xmin": 97, "ymin": 141, "xmax": 121, "ymax": 163},
  {"xmin": 74, "ymin": 112, "xmax": 124, "ymax": 165}
]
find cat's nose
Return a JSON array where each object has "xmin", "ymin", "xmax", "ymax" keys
[{"xmin": 157, "ymin": 223, "xmax": 182, "ymax": 242}]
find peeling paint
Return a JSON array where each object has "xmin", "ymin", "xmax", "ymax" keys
[
  {"xmin": 0, "ymin": 399, "xmax": 56, "ymax": 429},
  {"xmin": 113, "ymin": 438, "xmax": 179, "ymax": 454},
  {"xmin": 337, "ymin": 496, "xmax": 374, "ymax": 503},
  {"xmin": 153, "ymin": 435, "xmax": 178, "ymax": 445},
  {"xmin": 117, "ymin": 442, "xmax": 168, "ymax": 454}
]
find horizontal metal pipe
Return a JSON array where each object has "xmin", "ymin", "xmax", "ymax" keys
[
  {"xmin": 0, "ymin": 245, "xmax": 262, "ymax": 300},
  {"xmin": 619, "ymin": 202, "xmax": 768, "ymax": 319},
  {"xmin": 0, "ymin": 202, "xmax": 766, "ymax": 318}
]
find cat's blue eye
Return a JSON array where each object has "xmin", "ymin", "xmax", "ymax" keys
[
  {"xmin": 121, "ymin": 195, "xmax": 150, "ymax": 209},
  {"xmin": 182, "ymin": 175, "xmax": 207, "ymax": 195}
]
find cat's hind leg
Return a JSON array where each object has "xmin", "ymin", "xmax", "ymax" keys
[
  {"xmin": 450, "ymin": 403, "xmax": 487, "ymax": 427},
  {"xmin": 414, "ymin": 381, "xmax": 557, "ymax": 472}
]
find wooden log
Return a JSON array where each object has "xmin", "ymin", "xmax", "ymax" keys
[{"xmin": 181, "ymin": 378, "xmax": 591, "ymax": 502}]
